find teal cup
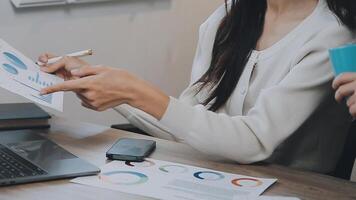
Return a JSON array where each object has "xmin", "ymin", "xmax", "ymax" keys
[{"xmin": 329, "ymin": 44, "xmax": 356, "ymax": 76}]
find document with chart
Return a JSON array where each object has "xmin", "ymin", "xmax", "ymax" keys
[
  {"xmin": 0, "ymin": 39, "xmax": 64, "ymax": 111},
  {"xmin": 71, "ymin": 159, "xmax": 277, "ymax": 200}
]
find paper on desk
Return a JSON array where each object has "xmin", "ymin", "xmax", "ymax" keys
[
  {"xmin": 0, "ymin": 39, "xmax": 64, "ymax": 111},
  {"xmin": 71, "ymin": 158, "xmax": 277, "ymax": 200}
]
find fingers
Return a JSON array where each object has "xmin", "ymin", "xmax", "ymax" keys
[
  {"xmin": 346, "ymin": 94, "xmax": 356, "ymax": 118},
  {"xmin": 76, "ymin": 93, "xmax": 92, "ymax": 103},
  {"xmin": 76, "ymin": 92, "xmax": 97, "ymax": 110},
  {"xmin": 40, "ymin": 77, "xmax": 89, "ymax": 95},
  {"xmin": 81, "ymin": 100, "xmax": 120, "ymax": 112},
  {"xmin": 71, "ymin": 65, "xmax": 105, "ymax": 77},
  {"xmin": 40, "ymin": 57, "xmax": 69, "ymax": 73},
  {"xmin": 38, "ymin": 53, "xmax": 56, "ymax": 64},
  {"xmin": 81, "ymin": 101, "xmax": 97, "ymax": 111},
  {"xmin": 40, "ymin": 56, "xmax": 87, "ymax": 74},
  {"xmin": 332, "ymin": 73, "xmax": 356, "ymax": 90},
  {"xmin": 77, "ymin": 91, "xmax": 121, "ymax": 112},
  {"xmin": 347, "ymin": 94, "xmax": 356, "ymax": 107},
  {"xmin": 333, "ymin": 73, "xmax": 356, "ymax": 118},
  {"xmin": 335, "ymin": 81, "xmax": 356, "ymax": 102}
]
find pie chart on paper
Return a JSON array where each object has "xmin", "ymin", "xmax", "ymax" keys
[
  {"xmin": 231, "ymin": 178, "xmax": 263, "ymax": 187},
  {"xmin": 193, "ymin": 171, "xmax": 225, "ymax": 181},
  {"xmin": 99, "ymin": 171, "xmax": 148, "ymax": 185},
  {"xmin": 2, "ymin": 63, "xmax": 18, "ymax": 75},
  {"xmin": 3, "ymin": 52, "xmax": 27, "ymax": 70}
]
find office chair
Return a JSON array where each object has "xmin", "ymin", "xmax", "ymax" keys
[{"xmin": 331, "ymin": 121, "xmax": 356, "ymax": 180}]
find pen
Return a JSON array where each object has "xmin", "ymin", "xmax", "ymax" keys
[{"xmin": 37, "ymin": 49, "xmax": 93, "ymax": 65}]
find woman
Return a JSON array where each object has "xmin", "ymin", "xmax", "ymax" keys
[{"xmin": 39, "ymin": 0, "xmax": 354, "ymax": 173}]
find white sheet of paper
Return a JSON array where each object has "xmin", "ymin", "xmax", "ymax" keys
[
  {"xmin": 71, "ymin": 159, "xmax": 277, "ymax": 200},
  {"xmin": 0, "ymin": 39, "xmax": 64, "ymax": 111}
]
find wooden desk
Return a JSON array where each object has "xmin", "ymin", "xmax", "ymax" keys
[{"xmin": 0, "ymin": 117, "xmax": 356, "ymax": 200}]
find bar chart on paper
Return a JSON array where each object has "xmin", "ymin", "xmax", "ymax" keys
[
  {"xmin": 27, "ymin": 72, "xmax": 54, "ymax": 104},
  {"xmin": 0, "ymin": 39, "xmax": 64, "ymax": 111},
  {"xmin": 3, "ymin": 61, "xmax": 55, "ymax": 104},
  {"xmin": 28, "ymin": 72, "xmax": 54, "ymax": 87}
]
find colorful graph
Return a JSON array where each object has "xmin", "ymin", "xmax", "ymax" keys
[
  {"xmin": 3, "ymin": 52, "xmax": 27, "ymax": 70},
  {"xmin": 28, "ymin": 72, "xmax": 53, "ymax": 87},
  {"xmin": 125, "ymin": 160, "xmax": 155, "ymax": 167},
  {"xmin": 1, "ymin": 51, "xmax": 27, "ymax": 75},
  {"xmin": 2, "ymin": 63, "xmax": 18, "ymax": 75},
  {"xmin": 159, "ymin": 165, "xmax": 188, "ymax": 174},
  {"xmin": 11, "ymin": 78, "xmax": 54, "ymax": 104},
  {"xmin": 99, "ymin": 171, "xmax": 148, "ymax": 185},
  {"xmin": 193, "ymin": 171, "xmax": 225, "ymax": 181},
  {"xmin": 1, "ymin": 51, "xmax": 54, "ymax": 104},
  {"xmin": 231, "ymin": 178, "xmax": 263, "ymax": 187}
]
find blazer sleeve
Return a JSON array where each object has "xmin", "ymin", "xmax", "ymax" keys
[{"xmin": 113, "ymin": 105, "xmax": 179, "ymax": 141}]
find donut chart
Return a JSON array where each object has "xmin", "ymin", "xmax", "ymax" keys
[
  {"xmin": 99, "ymin": 171, "xmax": 148, "ymax": 185},
  {"xmin": 71, "ymin": 158, "xmax": 277, "ymax": 199},
  {"xmin": 2, "ymin": 63, "xmax": 18, "ymax": 75},
  {"xmin": 231, "ymin": 178, "xmax": 263, "ymax": 187},
  {"xmin": 3, "ymin": 52, "xmax": 27, "ymax": 70},
  {"xmin": 193, "ymin": 171, "xmax": 225, "ymax": 181}
]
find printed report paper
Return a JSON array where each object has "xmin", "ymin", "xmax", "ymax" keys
[
  {"xmin": 71, "ymin": 159, "xmax": 277, "ymax": 200},
  {"xmin": 0, "ymin": 39, "xmax": 64, "ymax": 111}
]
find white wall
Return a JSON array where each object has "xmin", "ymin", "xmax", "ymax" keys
[{"xmin": 0, "ymin": 0, "xmax": 221, "ymax": 126}]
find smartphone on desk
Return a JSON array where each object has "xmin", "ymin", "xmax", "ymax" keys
[{"xmin": 106, "ymin": 138, "xmax": 156, "ymax": 162}]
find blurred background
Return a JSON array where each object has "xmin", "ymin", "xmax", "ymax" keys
[{"xmin": 0, "ymin": 0, "xmax": 221, "ymax": 126}]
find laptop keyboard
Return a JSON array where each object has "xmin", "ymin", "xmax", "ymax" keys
[{"xmin": 0, "ymin": 144, "xmax": 47, "ymax": 180}]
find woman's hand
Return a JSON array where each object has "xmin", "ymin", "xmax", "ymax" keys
[
  {"xmin": 38, "ymin": 53, "xmax": 89, "ymax": 80},
  {"xmin": 333, "ymin": 73, "xmax": 356, "ymax": 117},
  {"xmin": 40, "ymin": 65, "xmax": 170, "ymax": 120}
]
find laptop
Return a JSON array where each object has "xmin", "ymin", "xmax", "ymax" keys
[{"xmin": 0, "ymin": 130, "xmax": 100, "ymax": 186}]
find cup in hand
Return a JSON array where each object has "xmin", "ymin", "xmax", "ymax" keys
[{"xmin": 329, "ymin": 44, "xmax": 356, "ymax": 76}]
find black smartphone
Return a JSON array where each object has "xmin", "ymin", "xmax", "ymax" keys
[{"xmin": 106, "ymin": 138, "xmax": 156, "ymax": 162}]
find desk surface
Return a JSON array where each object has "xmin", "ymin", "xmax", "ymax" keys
[{"xmin": 0, "ymin": 117, "xmax": 356, "ymax": 200}]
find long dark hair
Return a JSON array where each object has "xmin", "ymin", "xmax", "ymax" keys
[
  {"xmin": 196, "ymin": 0, "xmax": 356, "ymax": 112},
  {"xmin": 327, "ymin": 0, "xmax": 356, "ymax": 31}
]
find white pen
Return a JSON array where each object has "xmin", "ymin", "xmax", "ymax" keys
[{"xmin": 36, "ymin": 49, "xmax": 93, "ymax": 65}]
